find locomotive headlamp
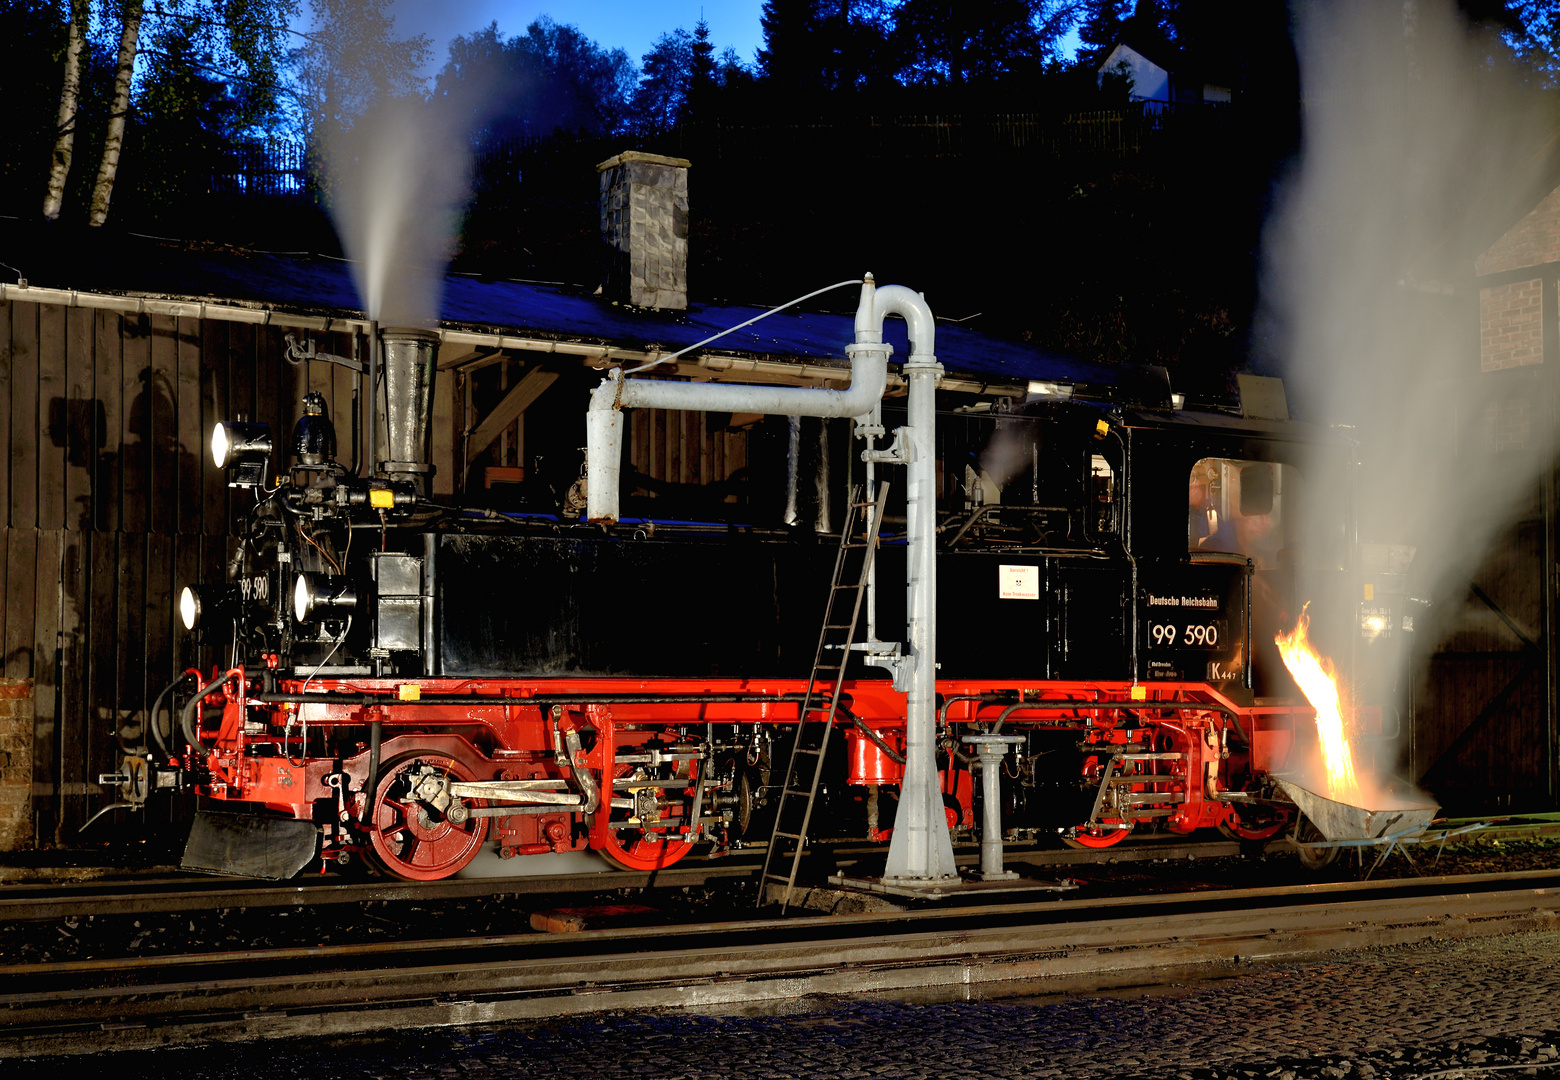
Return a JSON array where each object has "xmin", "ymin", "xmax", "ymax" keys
[
  {"xmin": 211, "ymin": 422, "xmax": 271, "ymax": 468},
  {"xmin": 179, "ymin": 584, "xmax": 235, "ymax": 631},
  {"xmin": 293, "ymin": 572, "xmax": 357, "ymax": 623},
  {"xmin": 211, "ymin": 421, "xmax": 273, "ymax": 488}
]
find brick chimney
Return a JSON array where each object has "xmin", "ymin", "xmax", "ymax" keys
[{"xmin": 598, "ymin": 151, "xmax": 690, "ymax": 310}]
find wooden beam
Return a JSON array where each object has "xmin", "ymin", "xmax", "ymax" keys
[
  {"xmin": 466, "ymin": 368, "xmax": 559, "ymax": 460},
  {"xmin": 435, "ymin": 348, "xmax": 485, "ymax": 371},
  {"xmin": 450, "ymin": 351, "xmax": 509, "ymax": 375}
]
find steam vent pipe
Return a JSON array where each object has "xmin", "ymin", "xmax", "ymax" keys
[
  {"xmin": 584, "ymin": 274, "xmax": 957, "ymax": 885},
  {"xmin": 378, "ymin": 328, "xmax": 440, "ymax": 494}
]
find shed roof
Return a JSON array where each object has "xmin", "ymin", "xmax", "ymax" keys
[{"xmin": 1, "ymin": 223, "xmax": 1119, "ymax": 391}]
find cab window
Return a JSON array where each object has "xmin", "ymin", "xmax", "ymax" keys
[{"xmin": 1188, "ymin": 457, "xmax": 1301, "ymax": 565}]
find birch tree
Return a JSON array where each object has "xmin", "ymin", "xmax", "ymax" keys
[
  {"xmin": 41, "ymin": 0, "xmax": 296, "ymax": 227},
  {"xmin": 87, "ymin": 0, "xmax": 146, "ymax": 227},
  {"xmin": 42, "ymin": 0, "xmax": 90, "ymax": 221}
]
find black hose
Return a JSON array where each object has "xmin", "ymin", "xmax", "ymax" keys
[
  {"xmin": 181, "ymin": 676, "xmax": 237, "ymax": 752},
  {"xmin": 145, "ymin": 672, "xmax": 194, "ymax": 759}
]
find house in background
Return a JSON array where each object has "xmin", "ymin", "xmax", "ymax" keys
[{"xmin": 1096, "ymin": 33, "xmax": 1232, "ymax": 108}]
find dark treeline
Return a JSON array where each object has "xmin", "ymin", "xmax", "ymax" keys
[{"xmin": 3, "ymin": 0, "xmax": 1559, "ymax": 382}]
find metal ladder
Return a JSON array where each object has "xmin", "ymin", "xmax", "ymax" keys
[{"xmin": 758, "ymin": 482, "xmax": 890, "ymax": 912}]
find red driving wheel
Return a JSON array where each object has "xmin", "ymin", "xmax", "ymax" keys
[
  {"xmin": 1217, "ymin": 804, "xmax": 1289, "ymax": 841},
  {"xmin": 1063, "ymin": 819, "xmax": 1131, "ymax": 849},
  {"xmin": 596, "ymin": 820, "xmax": 697, "ymax": 871},
  {"xmin": 586, "ymin": 708, "xmax": 698, "ymax": 872},
  {"xmin": 593, "ymin": 767, "xmax": 698, "ymax": 871},
  {"xmin": 365, "ymin": 752, "xmax": 489, "ymax": 880}
]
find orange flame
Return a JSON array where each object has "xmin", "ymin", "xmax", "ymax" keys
[{"xmin": 1274, "ymin": 603, "xmax": 1362, "ymax": 805}]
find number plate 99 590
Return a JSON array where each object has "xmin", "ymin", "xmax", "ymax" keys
[{"xmin": 1148, "ymin": 620, "xmax": 1226, "ymax": 649}]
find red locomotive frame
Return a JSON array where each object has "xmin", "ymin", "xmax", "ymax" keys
[{"xmin": 190, "ymin": 669, "xmax": 1308, "ymax": 880}]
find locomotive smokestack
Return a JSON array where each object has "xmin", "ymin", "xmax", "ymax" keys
[{"xmin": 377, "ymin": 328, "xmax": 439, "ymax": 494}]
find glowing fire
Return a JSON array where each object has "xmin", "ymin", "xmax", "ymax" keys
[{"xmin": 1275, "ymin": 603, "xmax": 1362, "ymax": 805}]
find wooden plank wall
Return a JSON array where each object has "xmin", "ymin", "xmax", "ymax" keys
[
  {"xmin": 627, "ymin": 409, "xmax": 748, "ymax": 494},
  {"xmin": 1415, "ymin": 514, "xmax": 1550, "ymax": 812},
  {"xmin": 0, "ymin": 300, "xmax": 370, "ymax": 844}
]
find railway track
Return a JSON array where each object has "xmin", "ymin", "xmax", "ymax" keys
[
  {"xmin": 4, "ymin": 815, "xmax": 1556, "ymax": 923},
  {"xmin": 6, "ymin": 868, "xmax": 1560, "ymax": 1058},
  {"xmin": 0, "ymin": 836, "xmax": 1248, "ymax": 922}
]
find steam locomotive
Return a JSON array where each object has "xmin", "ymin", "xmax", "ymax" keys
[{"xmin": 115, "ymin": 315, "xmax": 1356, "ymax": 883}]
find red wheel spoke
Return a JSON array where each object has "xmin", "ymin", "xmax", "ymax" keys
[{"xmin": 366, "ymin": 753, "xmax": 489, "ymax": 881}]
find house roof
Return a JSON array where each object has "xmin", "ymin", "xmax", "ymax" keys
[
  {"xmin": 1097, "ymin": 27, "xmax": 1237, "ymax": 94},
  {"xmin": 1099, "ymin": 36, "xmax": 1179, "ymax": 80},
  {"xmin": 1, "ymin": 221, "xmax": 1124, "ymax": 393}
]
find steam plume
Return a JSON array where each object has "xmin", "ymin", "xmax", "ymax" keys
[
  {"xmin": 1264, "ymin": 0, "xmax": 1559, "ymax": 694},
  {"xmin": 321, "ymin": 91, "xmax": 480, "ymax": 328}
]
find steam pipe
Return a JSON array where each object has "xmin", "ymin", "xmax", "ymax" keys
[
  {"xmin": 783, "ymin": 417, "xmax": 801, "ymax": 526},
  {"xmin": 585, "ymin": 276, "xmax": 894, "ymax": 522},
  {"xmin": 365, "ymin": 321, "xmax": 378, "ymax": 480}
]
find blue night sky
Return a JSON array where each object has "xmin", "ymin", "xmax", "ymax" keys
[{"xmin": 384, "ymin": 0, "xmax": 768, "ymax": 76}]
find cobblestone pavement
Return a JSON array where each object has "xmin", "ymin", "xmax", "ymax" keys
[{"xmin": 17, "ymin": 929, "xmax": 1560, "ymax": 1079}]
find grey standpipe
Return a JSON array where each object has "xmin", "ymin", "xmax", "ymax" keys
[{"xmin": 963, "ymin": 734, "xmax": 1026, "ymax": 880}]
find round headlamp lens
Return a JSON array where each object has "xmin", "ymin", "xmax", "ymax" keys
[
  {"xmin": 294, "ymin": 574, "xmax": 311, "ymax": 623},
  {"xmin": 179, "ymin": 586, "xmax": 199, "ymax": 630}
]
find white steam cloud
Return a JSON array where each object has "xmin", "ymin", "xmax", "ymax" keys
[
  {"xmin": 1264, "ymin": 0, "xmax": 1558, "ymax": 693},
  {"xmin": 322, "ymin": 92, "xmax": 481, "ymax": 328}
]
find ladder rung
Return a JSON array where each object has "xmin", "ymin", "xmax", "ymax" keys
[
  {"xmin": 791, "ymin": 747, "xmax": 823, "ymax": 756},
  {"xmin": 772, "ymin": 831, "xmax": 802, "ymax": 840},
  {"xmin": 784, "ymin": 787, "xmax": 814, "ymax": 798}
]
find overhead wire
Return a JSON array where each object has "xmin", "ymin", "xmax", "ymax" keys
[{"xmin": 621, "ymin": 279, "xmax": 864, "ymax": 375}]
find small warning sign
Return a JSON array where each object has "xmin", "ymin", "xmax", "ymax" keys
[{"xmin": 999, "ymin": 564, "xmax": 1040, "ymax": 600}]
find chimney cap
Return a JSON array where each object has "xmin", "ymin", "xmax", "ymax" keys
[{"xmin": 596, "ymin": 151, "xmax": 692, "ymax": 172}]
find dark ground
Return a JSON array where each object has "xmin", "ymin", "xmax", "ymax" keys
[{"xmin": 9, "ymin": 928, "xmax": 1560, "ymax": 1078}]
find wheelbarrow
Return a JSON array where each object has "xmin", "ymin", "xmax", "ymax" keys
[{"xmin": 1271, "ymin": 775, "xmax": 1480, "ymax": 875}]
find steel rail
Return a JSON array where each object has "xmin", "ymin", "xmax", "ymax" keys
[
  {"xmin": 7, "ymin": 816, "xmax": 1560, "ymax": 922},
  {"xmin": 5, "ymin": 870, "xmax": 1560, "ymax": 1057}
]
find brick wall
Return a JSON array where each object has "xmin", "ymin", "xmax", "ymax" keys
[
  {"xmin": 1483, "ymin": 397, "xmax": 1534, "ymax": 453},
  {"xmin": 1476, "ymin": 186, "xmax": 1560, "ymax": 276},
  {"xmin": 1479, "ymin": 279, "xmax": 1543, "ymax": 371},
  {"xmin": 0, "ymin": 678, "xmax": 33, "ymax": 851}
]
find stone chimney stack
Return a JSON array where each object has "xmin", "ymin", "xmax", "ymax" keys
[{"xmin": 598, "ymin": 151, "xmax": 690, "ymax": 310}]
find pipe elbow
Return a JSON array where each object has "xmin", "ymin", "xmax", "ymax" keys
[
  {"xmin": 588, "ymin": 371, "xmax": 621, "ymax": 412},
  {"xmin": 871, "ymin": 285, "xmax": 936, "ymax": 361},
  {"xmin": 835, "ymin": 347, "xmax": 889, "ymax": 415}
]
